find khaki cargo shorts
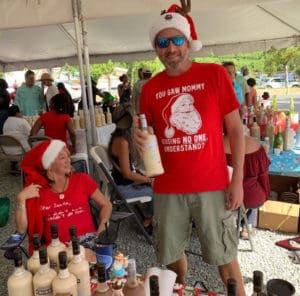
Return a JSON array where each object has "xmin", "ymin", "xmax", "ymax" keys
[{"xmin": 153, "ymin": 191, "xmax": 238, "ymax": 266}]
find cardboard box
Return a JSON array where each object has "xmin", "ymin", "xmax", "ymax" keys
[{"xmin": 258, "ymin": 200, "xmax": 300, "ymax": 233}]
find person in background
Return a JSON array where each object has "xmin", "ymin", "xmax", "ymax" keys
[
  {"xmin": 236, "ymin": 67, "xmax": 250, "ymax": 106},
  {"xmin": 136, "ymin": 3, "xmax": 246, "ymax": 295},
  {"xmin": 137, "ymin": 67, "xmax": 143, "ymax": 80},
  {"xmin": 247, "ymin": 78, "xmax": 258, "ymax": 109},
  {"xmin": 0, "ymin": 78, "xmax": 11, "ymax": 134},
  {"xmin": 3, "ymin": 105, "xmax": 31, "ymax": 152},
  {"xmin": 108, "ymin": 103, "xmax": 153, "ymax": 233},
  {"xmin": 15, "ymin": 70, "xmax": 45, "ymax": 116},
  {"xmin": 99, "ymin": 90, "xmax": 116, "ymax": 113},
  {"xmin": 30, "ymin": 93, "xmax": 76, "ymax": 154},
  {"xmin": 57, "ymin": 82, "xmax": 75, "ymax": 118},
  {"xmin": 223, "ymin": 62, "xmax": 243, "ymax": 105},
  {"xmin": 118, "ymin": 74, "xmax": 131, "ymax": 104},
  {"xmin": 78, "ymin": 79, "xmax": 100, "ymax": 110},
  {"xmin": 40, "ymin": 73, "xmax": 58, "ymax": 111},
  {"xmin": 240, "ymin": 65, "xmax": 250, "ymax": 80},
  {"xmin": 261, "ymin": 91, "xmax": 271, "ymax": 108},
  {"xmin": 224, "ymin": 130, "xmax": 270, "ymax": 239},
  {"xmin": 15, "ymin": 139, "xmax": 112, "ymax": 256},
  {"xmin": 132, "ymin": 67, "xmax": 153, "ymax": 114}
]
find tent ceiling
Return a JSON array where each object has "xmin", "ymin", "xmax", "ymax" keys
[{"xmin": 0, "ymin": 0, "xmax": 299, "ymax": 72}]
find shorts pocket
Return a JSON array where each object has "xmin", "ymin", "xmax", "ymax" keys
[{"xmin": 222, "ymin": 215, "xmax": 237, "ymax": 253}]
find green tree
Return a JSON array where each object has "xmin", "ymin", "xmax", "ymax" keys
[{"xmin": 60, "ymin": 63, "xmax": 78, "ymax": 80}]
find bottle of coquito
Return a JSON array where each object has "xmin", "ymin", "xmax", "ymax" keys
[{"xmin": 27, "ymin": 234, "xmax": 41, "ymax": 275}]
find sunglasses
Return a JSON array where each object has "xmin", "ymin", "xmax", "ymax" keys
[{"xmin": 156, "ymin": 35, "xmax": 186, "ymax": 49}]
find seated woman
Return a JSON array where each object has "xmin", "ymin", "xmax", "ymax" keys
[
  {"xmin": 15, "ymin": 139, "xmax": 112, "ymax": 255},
  {"xmin": 30, "ymin": 93, "xmax": 76, "ymax": 154},
  {"xmin": 108, "ymin": 103, "xmax": 153, "ymax": 233},
  {"xmin": 224, "ymin": 131, "xmax": 271, "ymax": 239}
]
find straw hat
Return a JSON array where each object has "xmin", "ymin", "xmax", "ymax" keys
[{"xmin": 39, "ymin": 73, "xmax": 54, "ymax": 81}]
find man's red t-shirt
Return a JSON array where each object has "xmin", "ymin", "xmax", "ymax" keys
[
  {"xmin": 40, "ymin": 111, "xmax": 71, "ymax": 144},
  {"xmin": 39, "ymin": 173, "xmax": 98, "ymax": 244},
  {"xmin": 140, "ymin": 62, "xmax": 240, "ymax": 194}
]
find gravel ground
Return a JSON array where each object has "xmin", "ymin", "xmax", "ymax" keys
[{"xmin": 0, "ymin": 160, "xmax": 299, "ymax": 295}]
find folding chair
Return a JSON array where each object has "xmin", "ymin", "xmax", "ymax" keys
[
  {"xmin": 90, "ymin": 145, "xmax": 153, "ymax": 244},
  {"xmin": 0, "ymin": 135, "xmax": 26, "ymax": 163},
  {"xmin": 28, "ymin": 136, "xmax": 51, "ymax": 148}
]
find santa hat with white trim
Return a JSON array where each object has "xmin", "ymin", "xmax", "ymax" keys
[
  {"xmin": 21, "ymin": 139, "xmax": 66, "ymax": 186},
  {"xmin": 149, "ymin": 3, "xmax": 202, "ymax": 52}
]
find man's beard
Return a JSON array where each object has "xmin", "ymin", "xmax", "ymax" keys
[
  {"xmin": 170, "ymin": 110, "xmax": 202, "ymax": 135},
  {"xmin": 161, "ymin": 50, "xmax": 189, "ymax": 70}
]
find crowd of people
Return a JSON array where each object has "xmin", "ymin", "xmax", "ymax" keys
[{"xmin": 0, "ymin": 2, "xmax": 277, "ymax": 294}]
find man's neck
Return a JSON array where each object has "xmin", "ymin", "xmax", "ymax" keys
[{"xmin": 165, "ymin": 60, "xmax": 193, "ymax": 77}]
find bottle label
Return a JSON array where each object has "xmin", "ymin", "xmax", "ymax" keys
[{"xmin": 35, "ymin": 287, "xmax": 53, "ymax": 296}]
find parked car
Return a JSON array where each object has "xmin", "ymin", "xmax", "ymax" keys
[{"xmin": 261, "ymin": 77, "xmax": 300, "ymax": 88}]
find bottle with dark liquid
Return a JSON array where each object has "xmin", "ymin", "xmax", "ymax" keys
[
  {"xmin": 122, "ymin": 259, "xmax": 145, "ymax": 296},
  {"xmin": 227, "ymin": 278, "xmax": 237, "ymax": 296},
  {"xmin": 149, "ymin": 275, "xmax": 159, "ymax": 296},
  {"xmin": 33, "ymin": 247, "xmax": 57, "ymax": 296},
  {"xmin": 7, "ymin": 249, "xmax": 33, "ymax": 296},
  {"xmin": 27, "ymin": 234, "xmax": 41, "ymax": 275},
  {"xmin": 252, "ymin": 270, "xmax": 267, "ymax": 296},
  {"xmin": 52, "ymin": 251, "xmax": 77, "ymax": 296},
  {"xmin": 68, "ymin": 238, "xmax": 91, "ymax": 296},
  {"xmin": 92, "ymin": 262, "xmax": 112, "ymax": 296},
  {"xmin": 47, "ymin": 224, "xmax": 66, "ymax": 272}
]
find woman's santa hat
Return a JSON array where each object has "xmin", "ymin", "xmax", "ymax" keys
[
  {"xmin": 149, "ymin": 4, "xmax": 202, "ymax": 52},
  {"xmin": 21, "ymin": 139, "xmax": 66, "ymax": 186}
]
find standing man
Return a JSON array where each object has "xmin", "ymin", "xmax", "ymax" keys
[
  {"xmin": 132, "ymin": 67, "xmax": 153, "ymax": 114},
  {"xmin": 136, "ymin": 3, "xmax": 246, "ymax": 295},
  {"xmin": 40, "ymin": 73, "xmax": 58, "ymax": 110},
  {"xmin": 15, "ymin": 70, "xmax": 45, "ymax": 116}
]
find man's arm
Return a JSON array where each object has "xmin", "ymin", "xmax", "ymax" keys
[
  {"xmin": 224, "ymin": 109, "xmax": 245, "ymax": 210},
  {"xmin": 66, "ymin": 120, "xmax": 76, "ymax": 154}
]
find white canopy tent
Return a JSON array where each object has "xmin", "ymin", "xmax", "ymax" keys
[{"xmin": 0, "ymin": 0, "xmax": 299, "ymax": 72}]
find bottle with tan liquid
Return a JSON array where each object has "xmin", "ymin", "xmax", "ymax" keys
[
  {"xmin": 66, "ymin": 226, "xmax": 86, "ymax": 262},
  {"xmin": 52, "ymin": 251, "xmax": 77, "ymax": 296},
  {"xmin": 47, "ymin": 224, "xmax": 66, "ymax": 272},
  {"xmin": 27, "ymin": 234, "xmax": 41, "ymax": 275},
  {"xmin": 250, "ymin": 116, "xmax": 261, "ymax": 140},
  {"xmin": 33, "ymin": 247, "xmax": 57, "ymax": 296},
  {"xmin": 100, "ymin": 108, "xmax": 106, "ymax": 126},
  {"xmin": 92, "ymin": 262, "xmax": 112, "ymax": 296},
  {"xmin": 139, "ymin": 114, "xmax": 164, "ymax": 177},
  {"xmin": 95, "ymin": 108, "xmax": 102, "ymax": 127},
  {"xmin": 106, "ymin": 109, "xmax": 112, "ymax": 125},
  {"xmin": 283, "ymin": 119, "xmax": 294, "ymax": 151},
  {"xmin": 68, "ymin": 238, "xmax": 91, "ymax": 296},
  {"xmin": 7, "ymin": 248, "xmax": 33, "ymax": 296},
  {"xmin": 122, "ymin": 259, "xmax": 145, "ymax": 296}
]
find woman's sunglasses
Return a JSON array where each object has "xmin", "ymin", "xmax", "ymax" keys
[{"xmin": 155, "ymin": 35, "xmax": 186, "ymax": 49}]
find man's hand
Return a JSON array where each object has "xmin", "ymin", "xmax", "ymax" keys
[
  {"xmin": 133, "ymin": 116, "xmax": 153, "ymax": 154},
  {"xmin": 225, "ymin": 180, "xmax": 243, "ymax": 211}
]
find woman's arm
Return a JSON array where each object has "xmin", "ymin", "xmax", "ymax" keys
[
  {"xmin": 15, "ymin": 184, "xmax": 41, "ymax": 234},
  {"xmin": 114, "ymin": 138, "xmax": 152, "ymax": 184},
  {"xmin": 90, "ymin": 189, "xmax": 112, "ymax": 235},
  {"xmin": 30, "ymin": 118, "xmax": 43, "ymax": 136},
  {"xmin": 66, "ymin": 120, "xmax": 76, "ymax": 154}
]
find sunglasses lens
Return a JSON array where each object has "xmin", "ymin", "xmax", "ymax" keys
[
  {"xmin": 156, "ymin": 38, "xmax": 170, "ymax": 48},
  {"xmin": 172, "ymin": 36, "xmax": 185, "ymax": 46}
]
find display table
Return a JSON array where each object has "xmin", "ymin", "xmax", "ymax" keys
[
  {"xmin": 95, "ymin": 123, "xmax": 116, "ymax": 146},
  {"xmin": 268, "ymin": 149, "xmax": 300, "ymax": 177}
]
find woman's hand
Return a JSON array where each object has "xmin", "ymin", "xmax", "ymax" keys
[{"xmin": 17, "ymin": 184, "xmax": 41, "ymax": 203}]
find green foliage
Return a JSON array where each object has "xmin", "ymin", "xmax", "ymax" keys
[{"xmin": 0, "ymin": 72, "xmax": 4, "ymax": 78}]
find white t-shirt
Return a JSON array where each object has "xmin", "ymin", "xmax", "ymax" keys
[
  {"xmin": 3, "ymin": 116, "xmax": 31, "ymax": 153},
  {"xmin": 45, "ymin": 85, "xmax": 59, "ymax": 106}
]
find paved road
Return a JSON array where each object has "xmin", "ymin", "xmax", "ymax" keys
[{"xmin": 276, "ymin": 94, "xmax": 300, "ymax": 113}]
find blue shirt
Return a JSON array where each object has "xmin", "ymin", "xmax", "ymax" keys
[
  {"xmin": 15, "ymin": 84, "xmax": 44, "ymax": 116},
  {"xmin": 233, "ymin": 81, "xmax": 243, "ymax": 105}
]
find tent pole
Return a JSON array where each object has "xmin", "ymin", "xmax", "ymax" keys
[
  {"xmin": 79, "ymin": 1, "xmax": 97, "ymax": 145},
  {"xmin": 72, "ymin": 0, "xmax": 93, "ymax": 154}
]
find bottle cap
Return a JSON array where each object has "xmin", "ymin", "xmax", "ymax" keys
[
  {"xmin": 96, "ymin": 262, "xmax": 107, "ymax": 283},
  {"xmin": 71, "ymin": 238, "xmax": 80, "ymax": 255},
  {"xmin": 32, "ymin": 234, "xmax": 41, "ymax": 250},
  {"xmin": 58, "ymin": 251, "xmax": 67, "ymax": 269},
  {"xmin": 13, "ymin": 248, "xmax": 23, "ymax": 268},
  {"xmin": 149, "ymin": 275, "xmax": 159, "ymax": 294},
  {"xmin": 69, "ymin": 226, "xmax": 77, "ymax": 239},
  {"xmin": 39, "ymin": 247, "xmax": 48, "ymax": 265},
  {"xmin": 227, "ymin": 278, "xmax": 237, "ymax": 295},
  {"xmin": 50, "ymin": 224, "xmax": 58, "ymax": 239},
  {"xmin": 253, "ymin": 270, "xmax": 264, "ymax": 292}
]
